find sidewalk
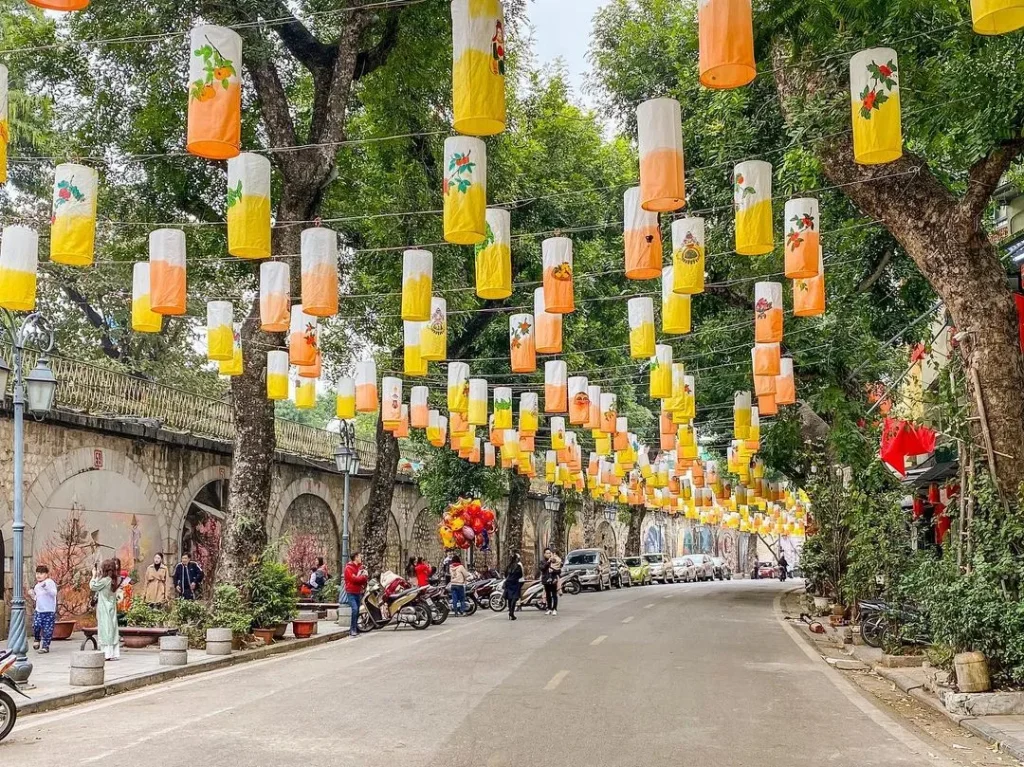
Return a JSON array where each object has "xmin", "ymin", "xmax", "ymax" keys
[{"xmin": 1, "ymin": 621, "xmax": 347, "ymax": 715}]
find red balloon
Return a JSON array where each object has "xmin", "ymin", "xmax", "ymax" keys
[{"xmin": 471, "ymin": 518, "xmax": 485, "ymax": 533}]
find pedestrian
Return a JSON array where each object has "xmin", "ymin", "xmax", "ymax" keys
[
  {"xmin": 405, "ymin": 557, "xmax": 416, "ymax": 580},
  {"xmin": 90, "ymin": 558, "xmax": 122, "ymax": 661},
  {"xmin": 540, "ymin": 547, "xmax": 562, "ymax": 616},
  {"xmin": 308, "ymin": 557, "xmax": 329, "ymax": 595},
  {"xmin": 504, "ymin": 553, "xmax": 524, "ymax": 621},
  {"xmin": 778, "ymin": 554, "xmax": 789, "ymax": 582},
  {"xmin": 31, "ymin": 564, "xmax": 57, "ymax": 654},
  {"xmin": 343, "ymin": 551, "xmax": 369, "ymax": 637},
  {"xmin": 172, "ymin": 553, "xmax": 204, "ymax": 600},
  {"xmin": 449, "ymin": 555, "xmax": 470, "ymax": 616},
  {"xmin": 414, "ymin": 556, "xmax": 433, "ymax": 587},
  {"xmin": 143, "ymin": 553, "xmax": 169, "ymax": 607}
]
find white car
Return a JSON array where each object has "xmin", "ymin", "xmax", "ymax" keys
[
  {"xmin": 643, "ymin": 552, "xmax": 675, "ymax": 583},
  {"xmin": 671, "ymin": 557, "xmax": 697, "ymax": 582},
  {"xmin": 685, "ymin": 554, "xmax": 715, "ymax": 582}
]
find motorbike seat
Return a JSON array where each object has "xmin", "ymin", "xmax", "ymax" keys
[{"xmin": 390, "ymin": 587, "xmax": 420, "ymax": 601}]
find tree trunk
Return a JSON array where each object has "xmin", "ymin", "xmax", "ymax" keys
[
  {"xmin": 581, "ymin": 490, "xmax": 597, "ymax": 548},
  {"xmin": 358, "ymin": 417, "xmax": 401, "ymax": 577},
  {"xmin": 502, "ymin": 472, "xmax": 530, "ymax": 566},
  {"xmin": 550, "ymin": 501, "xmax": 566, "ymax": 556},
  {"xmin": 625, "ymin": 505, "xmax": 646, "ymax": 556}
]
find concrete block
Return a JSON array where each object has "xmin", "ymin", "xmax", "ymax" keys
[
  {"xmin": 880, "ymin": 654, "xmax": 926, "ymax": 669},
  {"xmin": 70, "ymin": 651, "xmax": 105, "ymax": 687},
  {"xmin": 943, "ymin": 690, "xmax": 1024, "ymax": 717},
  {"xmin": 205, "ymin": 628, "xmax": 233, "ymax": 656},
  {"xmin": 159, "ymin": 635, "xmax": 188, "ymax": 666},
  {"xmin": 825, "ymin": 657, "xmax": 869, "ymax": 671}
]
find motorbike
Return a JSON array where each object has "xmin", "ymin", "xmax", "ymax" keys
[
  {"xmin": 468, "ymin": 577, "xmax": 500, "ymax": 608},
  {"xmin": 560, "ymin": 571, "xmax": 582, "ymax": 596},
  {"xmin": 358, "ymin": 581, "xmax": 432, "ymax": 632},
  {"xmin": 490, "ymin": 579, "xmax": 548, "ymax": 612},
  {"xmin": 424, "ymin": 584, "xmax": 450, "ymax": 625},
  {"xmin": 1, "ymin": 649, "xmax": 28, "ymax": 743},
  {"xmin": 487, "ymin": 578, "xmax": 507, "ymax": 611}
]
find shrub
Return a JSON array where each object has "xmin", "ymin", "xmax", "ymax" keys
[
  {"xmin": 209, "ymin": 584, "xmax": 254, "ymax": 635},
  {"xmin": 123, "ymin": 600, "xmax": 168, "ymax": 628},
  {"xmin": 170, "ymin": 597, "xmax": 211, "ymax": 649},
  {"xmin": 247, "ymin": 551, "xmax": 299, "ymax": 628}
]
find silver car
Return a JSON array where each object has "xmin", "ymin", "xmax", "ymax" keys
[
  {"xmin": 671, "ymin": 556, "xmax": 696, "ymax": 582},
  {"xmin": 563, "ymin": 549, "xmax": 612, "ymax": 591},
  {"xmin": 643, "ymin": 552, "xmax": 675, "ymax": 584},
  {"xmin": 686, "ymin": 554, "xmax": 715, "ymax": 582}
]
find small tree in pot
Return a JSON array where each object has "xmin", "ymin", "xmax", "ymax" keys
[{"xmin": 246, "ymin": 548, "xmax": 298, "ymax": 644}]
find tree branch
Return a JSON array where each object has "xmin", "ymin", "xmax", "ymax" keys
[
  {"xmin": 61, "ymin": 283, "xmax": 122, "ymax": 361},
  {"xmin": 855, "ymin": 247, "xmax": 894, "ymax": 294},
  {"xmin": 242, "ymin": 40, "xmax": 299, "ymax": 150},
  {"xmin": 354, "ymin": 9, "xmax": 403, "ymax": 81},
  {"xmin": 956, "ymin": 138, "xmax": 1024, "ymax": 230},
  {"xmin": 264, "ymin": 1, "xmax": 336, "ymax": 72}
]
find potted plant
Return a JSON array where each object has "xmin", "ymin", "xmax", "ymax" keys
[
  {"xmin": 122, "ymin": 601, "xmax": 169, "ymax": 647},
  {"xmin": 292, "ymin": 613, "xmax": 317, "ymax": 639},
  {"xmin": 209, "ymin": 585, "xmax": 254, "ymax": 649},
  {"xmin": 247, "ymin": 551, "xmax": 298, "ymax": 645}
]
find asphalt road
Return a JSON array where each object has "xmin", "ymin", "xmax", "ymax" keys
[{"xmin": 3, "ymin": 580, "xmax": 956, "ymax": 766}]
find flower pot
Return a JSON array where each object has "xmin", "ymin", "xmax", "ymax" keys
[
  {"xmin": 52, "ymin": 620, "xmax": 77, "ymax": 641},
  {"xmin": 292, "ymin": 619, "xmax": 316, "ymax": 639},
  {"xmin": 252, "ymin": 627, "xmax": 275, "ymax": 646},
  {"xmin": 123, "ymin": 634, "xmax": 160, "ymax": 649},
  {"xmin": 272, "ymin": 623, "xmax": 288, "ymax": 640}
]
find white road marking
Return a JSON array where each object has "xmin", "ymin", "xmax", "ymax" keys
[
  {"xmin": 544, "ymin": 670, "xmax": 569, "ymax": 690},
  {"xmin": 80, "ymin": 704, "xmax": 236, "ymax": 762},
  {"xmin": 663, "ymin": 593, "xmax": 675, "ymax": 599},
  {"xmin": 622, "ymin": 616, "xmax": 634, "ymax": 624},
  {"xmin": 644, "ymin": 603, "xmax": 655, "ymax": 609},
  {"xmin": 590, "ymin": 635, "xmax": 608, "ymax": 646}
]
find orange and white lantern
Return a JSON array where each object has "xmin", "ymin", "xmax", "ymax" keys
[
  {"xmin": 637, "ymin": 97, "xmax": 685, "ymax": 212},
  {"xmin": 295, "ymin": 378, "xmax": 316, "ymax": 410},
  {"xmin": 226, "ymin": 153, "xmax": 271, "ymax": 259},
  {"xmin": 404, "ymin": 321, "xmax": 428, "ymax": 377},
  {"xmin": 448, "ymin": 361, "xmax": 471, "ymax": 414},
  {"xmin": 628, "ymin": 297, "xmax": 655, "ymax": 358},
  {"xmin": 266, "ymin": 351, "xmax": 289, "ymax": 401},
  {"xmin": 794, "ymin": 246, "xmax": 825, "ymax": 317},
  {"xmin": 534, "ymin": 288, "xmax": 563, "ymax": 354},
  {"xmin": 519, "ymin": 392, "xmax": 539, "ymax": 435},
  {"xmin": 776, "ymin": 357, "xmax": 796, "ymax": 405},
  {"xmin": 754, "ymin": 281, "xmax": 783, "ymax": 343},
  {"xmin": 545, "ymin": 360, "xmax": 568, "ymax": 414},
  {"xmin": 784, "ymin": 198, "xmax": 819, "ymax": 279},
  {"xmin": 0, "ymin": 65, "xmax": 8, "ymax": 185},
  {"xmin": 0, "ymin": 225, "xmax": 38, "ymax": 312},
  {"xmin": 753, "ymin": 366, "xmax": 777, "ymax": 397},
  {"xmin": 206, "ymin": 301, "xmax": 234, "ymax": 361},
  {"xmin": 299, "ymin": 352, "xmax": 322, "ymax": 379},
  {"xmin": 509, "ymin": 313, "xmax": 537, "ymax": 373},
  {"xmin": 451, "ymin": 0, "xmax": 506, "ymax": 136},
  {"xmin": 492, "ymin": 386, "xmax": 513, "ymax": 429},
  {"xmin": 336, "ymin": 377, "xmax": 356, "ymax": 419},
  {"xmin": 586, "ymin": 385, "xmax": 601, "ymax": 429},
  {"xmin": 850, "ymin": 48, "xmax": 902, "ymax": 165},
  {"xmin": 131, "ymin": 263, "xmax": 161, "ymax": 333},
  {"xmin": 468, "ymin": 378, "xmax": 489, "ymax": 426},
  {"xmin": 758, "ymin": 393, "xmax": 778, "ymax": 417},
  {"xmin": 381, "ymin": 376, "xmax": 403, "ymax": 424},
  {"xmin": 624, "ymin": 186, "xmax": 663, "ymax": 280},
  {"xmin": 542, "ymin": 236, "xmax": 574, "ymax": 314},
  {"xmin": 259, "ymin": 261, "xmax": 289, "ymax": 332},
  {"xmin": 600, "ymin": 392, "xmax": 617, "ymax": 434},
  {"xmin": 443, "ymin": 136, "xmax": 487, "ymax": 245},
  {"xmin": 698, "ymin": 0, "xmax": 756, "ymax": 90},
  {"xmin": 420, "ymin": 296, "xmax": 447, "ymax": 361},
  {"xmin": 410, "ymin": 386, "xmax": 430, "ymax": 428},
  {"xmin": 355, "ymin": 360, "xmax": 378, "ymax": 413},
  {"xmin": 568, "ymin": 376, "xmax": 589, "ymax": 425},
  {"xmin": 662, "ymin": 267, "xmax": 692, "ymax": 335},
  {"xmin": 395, "ymin": 405, "xmax": 411, "ymax": 439},
  {"xmin": 218, "ymin": 326, "xmax": 243, "ymax": 377},
  {"xmin": 971, "ymin": 0, "xmax": 1024, "ymax": 34},
  {"xmin": 484, "ymin": 441, "xmax": 496, "ymax": 467},
  {"xmin": 753, "ymin": 342, "xmax": 781, "ymax": 377},
  {"xmin": 187, "ymin": 25, "xmax": 242, "ymax": 160},
  {"xmin": 476, "ymin": 208, "xmax": 512, "ymax": 299},
  {"xmin": 288, "ymin": 305, "xmax": 318, "ymax": 367},
  {"xmin": 671, "ymin": 217, "xmax": 705, "ymax": 295},
  {"xmin": 50, "ymin": 163, "xmax": 97, "ymax": 266},
  {"xmin": 427, "ymin": 410, "xmax": 443, "ymax": 445},
  {"xmin": 149, "ymin": 229, "xmax": 187, "ymax": 316},
  {"xmin": 734, "ymin": 160, "xmax": 773, "ymax": 256},
  {"xmin": 402, "ymin": 249, "xmax": 433, "ymax": 321},
  {"xmin": 301, "ymin": 227, "xmax": 338, "ymax": 317},
  {"xmin": 650, "ymin": 344, "xmax": 672, "ymax": 399}
]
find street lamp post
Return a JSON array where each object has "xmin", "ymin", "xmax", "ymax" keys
[
  {"xmin": 333, "ymin": 420, "xmax": 360, "ymax": 566},
  {"xmin": 0, "ymin": 311, "xmax": 58, "ymax": 686}
]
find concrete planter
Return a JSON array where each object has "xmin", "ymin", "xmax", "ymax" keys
[
  {"xmin": 52, "ymin": 620, "xmax": 77, "ymax": 641},
  {"xmin": 205, "ymin": 628, "xmax": 234, "ymax": 656},
  {"xmin": 159, "ymin": 635, "xmax": 189, "ymax": 667},
  {"xmin": 944, "ymin": 690, "xmax": 1024, "ymax": 717},
  {"xmin": 880, "ymin": 654, "xmax": 925, "ymax": 669},
  {"xmin": 70, "ymin": 651, "xmax": 105, "ymax": 687}
]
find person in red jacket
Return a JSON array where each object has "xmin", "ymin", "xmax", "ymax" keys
[
  {"xmin": 414, "ymin": 557, "xmax": 433, "ymax": 587},
  {"xmin": 343, "ymin": 552, "xmax": 369, "ymax": 637}
]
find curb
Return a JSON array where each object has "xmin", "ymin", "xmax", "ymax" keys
[
  {"xmin": 961, "ymin": 718, "xmax": 1024, "ymax": 764},
  {"xmin": 18, "ymin": 629, "xmax": 348, "ymax": 716}
]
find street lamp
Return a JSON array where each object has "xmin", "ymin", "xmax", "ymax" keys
[
  {"xmin": 334, "ymin": 420, "xmax": 359, "ymax": 565},
  {"xmin": 1, "ymin": 310, "xmax": 57, "ymax": 686},
  {"xmin": 544, "ymin": 486, "xmax": 561, "ymax": 514}
]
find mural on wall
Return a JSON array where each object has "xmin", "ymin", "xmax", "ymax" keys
[
  {"xmin": 36, "ymin": 506, "xmax": 96, "ymax": 620},
  {"xmin": 181, "ymin": 480, "xmax": 227, "ymax": 589},
  {"xmin": 596, "ymin": 521, "xmax": 617, "ymax": 557},
  {"xmin": 643, "ymin": 523, "xmax": 665, "ymax": 554}
]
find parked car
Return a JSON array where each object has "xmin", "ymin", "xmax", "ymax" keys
[
  {"xmin": 756, "ymin": 561, "xmax": 777, "ymax": 579},
  {"xmin": 671, "ymin": 556, "xmax": 697, "ymax": 582},
  {"xmin": 623, "ymin": 556, "xmax": 652, "ymax": 585},
  {"xmin": 609, "ymin": 558, "xmax": 632, "ymax": 588},
  {"xmin": 563, "ymin": 548, "xmax": 612, "ymax": 591},
  {"xmin": 711, "ymin": 557, "xmax": 732, "ymax": 581},
  {"xmin": 686, "ymin": 554, "xmax": 715, "ymax": 582},
  {"xmin": 643, "ymin": 552, "xmax": 675, "ymax": 583}
]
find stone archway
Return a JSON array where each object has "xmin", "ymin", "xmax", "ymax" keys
[
  {"xmin": 278, "ymin": 494, "xmax": 340, "ymax": 576},
  {"xmin": 169, "ymin": 464, "xmax": 231, "ymax": 555},
  {"xmin": 410, "ymin": 507, "xmax": 443, "ymax": 567},
  {"xmin": 596, "ymin": 521, "xmax": 617, "ymax": 558}
]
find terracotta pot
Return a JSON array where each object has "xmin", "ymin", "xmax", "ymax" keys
[
  {"xmin": 292, "ymin": 620, "xmax": 316, "ymax": 639},
  {"xmin": 122, "ymin": 634, "xmax": 160, "ymax": 649},
  {"xmin": 272, "ymin": 623, "xmax": 288, "ymax": 640},
  {"xmin": 252, "ymin": 627, "xmax": 275, "ymax": 646},
  {"xmin": 52, "ymin": 620, "xmax": 77, "ymax": 641}
]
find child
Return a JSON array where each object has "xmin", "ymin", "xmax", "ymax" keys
[{"xmin": 32, "ymin": 564, "xmax": 58, "ymax": 653}]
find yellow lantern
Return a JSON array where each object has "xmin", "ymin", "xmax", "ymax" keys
[
  {"xmin": 628, "ymin": 297, "xmax": 655, "ymax": 358},
  {"xmin": 794, "ymin": 246, "xmax": 825, "ymax": 317},
  {"xmin": 468, "ymin": 378, "xmax": 488, "ymax": 426},
  {"xmin": 427, "ymin": 410, "xmax": 443, "ymax": 445},
  {"xmin": 637, "ymin": 97, "xmax": 685, "ymax": 212},
  {"xmin": 187, "ymin": 25, "xmax": 242, "ymax": 160},
  {"xmin": 443, "ymin": 136, "xmax": 487, "ymax": 245},
  {"xmin": 550, "ymin": 417, "xmax": 566, "ymax": 450},
  {"xmin": 336, "ymin": 378, "xmax": 356, "ymax": 419},
  {"xmin": 600, "ymin": 392, "xmax": 617, "ymax": 434},
  {"xmin": 509, "ymin": 312, "xmax": 537, "ymax": 373},
  {"xmin": 0, "ymin": 65, "xmax": 7, "ymax": 185},
  {"xmin": 131, "ymin": 263, "xmax": 161, "ymax": 333},
  {"xmin": 476, "ymin": 208, "xmax": 512, "ymax": 299},
  {"xmin": 402, "ymin": 249, "xmax": 433, "ymax": 322},
  {"xmin": 206, "ymin": 301, "xmax": 234, "ymax": 361},
  {"xmin": 850, "ymin": 48, "xmax": 902, "ymax": 165},
  {"xmin": 971, "ymin": 0, "xmax": 1024, "ymax": 33},
  {"xmin": 545, "ymin": 360, "xmax": 568, "ymax": 414},
  {"xmin": 753, "ymin": 343, "xmax": 781, "ymax": 377},
  {"xmin": 404, "ymin": 321, "xmax": 428, "ymax": 377},
  {"xmin": 776, "ymin": 357, "xmax": 796, "ymax": 405},
  {"xmin": 149, "ymin": 229, "xmax": 187, "ymax": 316},
  {"xmin": 295, "ymin": 378, "xmax": 316, "ymax": 409},
  {"xmin": 748, "ymin": 405, "xmax": 761, "ymax": 444},
  {"xmin": 734, "ymin": 391, "xmax": 751, "ymax": 440},
  {"xmin": 662, "ymin": 267, "xmax": 692, "ymax": 335},
  {"xmin": 671, "ymin": 217, "xmax": 705, "ymax": 295},
  {"xmin": 266, "ymin": 351, "xmax": 289, "ymax": 401},
  {"xmin": 585, "ymin": 385, "xmax": 601, "ymax": 429},
  {"xmin": 420, "ymin": 296, "xmax": 447, "ymax": 361},
  {"xmin": 301, "ymin": 227, "xmax": 338, "ymax": 318},
  {"xmin": 650, "ymin": 344, "xmax": 672, "ymax": 399},
  {"xmin": 218, "ymin": 326, "xmax": 243, "ymax": 377},
  {"xmin": 698, "ymin": 0, "xmax": 756, "ymax": 89},
  {"xmin": 542, "ymin": 236, "xmax": 574, "ymax": 314},
  {"xmin": 624, "ymin": 186, "xmax": 663, "ymax": 279},
  {"xmin": 0, "ymin": 225, "xmax": 38, "ymax": 311},
  {"xmin": 492, "ymin": 385, "xmax": 513, "ymax": 428},
  {"xmin": 381, "ymin": 376, "xmax": 403, "ymax": 424},
  {"xmin": 754, "ymin": 281, "xmax": 784, "ymax": 344},
  {"xmin": 50, "ymin": 163, "xmax": 97, "ymax": 266},
  {"xmin": 734, "ymin": 160, "xmax": 773, "ymax": 256},
  {"xmin": 519, "ymin": 392, "xmax": 539, "ymax": 436},
  {"xmin": 410, "ymin": 385, "xmax": 429, "ymax": 429},
  {"xmin": 534, "ymin": 287, "xmax": 563, "ymax": 354},
  {"xmin": 784, "ymin": 198, "xmax": 820, "ymax": 279},
  {"xmin": 288, "ymin": 305, "xmax": 317, "ymax": 367},
  {"xmin": 451, "ymin": 0, "xmax": 506, "ymax": 135},
  {"xmin": 681, "ymin": 374, "xmax": 696, "ymax": 420},
  {"xmin": 355, "ymin": 360, "xmax": 378, "ymax": 413},
  {"xmin": 568, "ymin": 375, "xmax": 589, "ymax": 425},
  {"xmin": 447, "ymin": 361, "xmax": 470, "ymax": 414},
  {"xmin": 226, "ymin": 153, "xmax": 271, "ymax": 259},
  {"xmin": 259, "ymin": 262, "xmax": 289, "ymax": 332}
]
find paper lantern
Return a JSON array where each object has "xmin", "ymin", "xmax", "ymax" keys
[
  {"xmin": 410, "ymin": 386, "xmax": 429, "ymax": 429},
  {"xmin": 753, "ymin": 369, "xmax": 776, "ymax": 397},
  {"xmin": 850, "ymin": 48, "xmax": 902, "ymax": 165},
  {"xmin": 301, "ymin": 227, "xmax": 338, "ymax": 317},
  {"xmin": 402, "ymin": 249, "xmax": 433, "ymax": 321},
  {"xmin": 467, "ymin": 378, "xmax": 488, "ymax": 426},
  {"xmin": 476, "ymin": 208, "xmax": 512, "ymax": 299},
  {"xmin": 794, "ymin": 246, "xmax": 825, "ymax": 317},
  {"xmin": 288, "ymin": 305, "xmax": 318, "ymax": 366},
  {"xmin": 443, "ymin": 136, "xmax": 487, "ymax": 245},
  {"xmin": 336, "ymin": 378, "xmax": 356, "ymax": 419},
  {"xmin": 971, "ymin": 0, "xmax": 1024, "ymax": 34},
  {"xmin": 395, "ymin": 405, "xmax": 411, "ymax": 439},
  {"xmin": 509, "ymin": 313, "xmax": 537, "ymax": 373},
  {"xmin": 381, "ymin": 376, "xmax": 403, "ymax": 424},
  {"xmin": 130, "ymin": 263, "xmax": 161, "ymax": 333},
  {"xmin": 486, "ymin": 385, "xmax": 509, "ymax": 429},
  {"xmin": 776, "ymin": 357, "xmax": 796, "ymax": 405},
  {"xmin": 758, "ymin": 393, "xmax": 778, "ymax": 417},
  {"xmin": 542, "ymin": 237, "xmax": 574, "ymax": 314},
  {"xmin": 299, "ymin": 352, "xmax": 322, "ymax": 379},
  {"xmin": 681, "ymin": 372, "xmax": 697, "ymax": 420},
  {"xmin": 207, "ymin": 301, "xmax": 234, "ymax": 361},
  {"xmin": 470, "ymin": 437, "xmax": 482, "ymax": 464},
  {"xmin": 534, "ymin": 288, "xmax": 563, "ymax": 354},
  {"xmin": 784, "ymin": 198, "xmax": 819, "ymax": 279},
  {"xmin": 624, "ymin": 186, "xmax": 663, "ymax": 279},
  {"xmin": 226, "ymin": 153, "xmax": 271, "ymax": 259},
  {"xmin": 149, "ymin": 229, "xmax": 187, "ymax": 316},
  {"xmin": 0, "ymin": 225, "xmax": 38, "ymax": 312},
  {"xmin": 451, "ymin": 0, "xmax": 506, "ymax": 135},
  {"xmin": 734, "ymin": 160, "xmax": 773, "ymax": 256},
  {"xmin": 662, "ymin": 268, "xmax": 692, "ymax": 335},
  {"xmin": 568, "ymin": 376, "xmax": 589, "ymax": 425},
  {"xmin": 420, "ymin": 297, "xmax": 447, "ymax": 361},
  {"xmin": 545, "ymin": 360, "xmax": 568, "ymax": 414},
  {"xmin": 219, "ymin": 327, "xmax": 243, "ymax": 377},
  {"xmin": 637, "ymin": 98, "xmax": 685, "ymax": 212},
  {"xmin": 187, "ymin": 25, "xmax": 242, "ymax": 160},
  {"xmin": 50, "ymin": 163, "xmax": 97, "ymax": 266},
  {"xmin": 489, "ymin": 415, "xmax": 504, "ymax": 447},
  {"xmin": 355, "ymin": 360, "xmax": 378, "ymax": 413},
  {"xmin": 650, "ymin": 344, "xmax": 672, "ymax": 399},
  {"xmin": 671, "ymin": 217, "xmax": 705, "ymax": 295},
  {"xmin": 448, "ymin": 361, "xmax": 471, "ymax": 413},
  {"xmin": 628, "ymin": 297, "xmax": 655, "ymax": 359},
  {"xmin": 259, "ymin": 262, "xmax": 289, "ymax": 332},
  {"xmin": 295, "ymin": 378, "xmax": 316, "ymax": 410},
  {"xmin": 698, "ymin": 0, "xmax": 756, "ymax": 89},
  {"xmin": 586, "ymin": 385, "xmax": 601, "ymax": 429},
  {"xmin": 734, "ymin": 391, "xmax": 751, "ymax": 439},
  {"xmin": 428, "ymin": 412, "xmax": 448, "ymax": 447},
  {"xmin": 754, "ymin": 282, "xmax": 783, "ymax": 343},
  {"xmin": 0, "ymin": 65, "xmax": 7, "ymax": 185},
  {"xmin": 404, "ymin": 321, "xmax": 428, "ymax": 377},
  {"xmin": 753, "ymin": 343, "xmax": 781, "ymax": 377},
  {"xmin": 267, "ymin": 351, "xmax": 289, "ymax": 401},
  {"xmin": 550, "ymin": 417, "xmax": 566, "ymax": 450},
  {"xmin": 600, "ymin": 393, "xmax": 617, "ymax": 434},
  {"xmin": 484, "ymin": 441, "xmax": 496, "ymax": 467},
  {"xmin": 519, "ymin": 392, "xmax": 539, "ymax": 436}
]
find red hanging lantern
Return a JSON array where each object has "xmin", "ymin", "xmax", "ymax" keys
[{"xmin": 911, "ymin": 497, "xmax": 924, "ymax": 519}]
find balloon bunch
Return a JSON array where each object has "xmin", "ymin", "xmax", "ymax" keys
[{"xmin": 439, "ymin": 497, "xmax": 496, "ymax": 550}]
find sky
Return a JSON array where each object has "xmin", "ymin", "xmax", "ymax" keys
[{"xmin": 527, "ymin": 0, "xmax": 608, "ymax": 108}]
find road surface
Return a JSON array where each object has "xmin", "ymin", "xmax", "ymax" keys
[{"xmin": 3, "ymin": 580, "xmax": 957, "ymax": 766}]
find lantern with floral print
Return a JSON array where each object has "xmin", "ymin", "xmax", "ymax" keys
[
  {"xmin": 568, "ymin": 376, "xmax": 589, "ymax": 425},
  {"xmin": 697, "ymin": 0, "xmax": 756, "ymax": 89},
  {"xmin": 534, "ymin": 288, "xmax": 563, "ymax": 354},
  {"xmin": 355, "ymin": 360, "xmax": 378, "ymax": 414},
  {"xmin": 301, "ymin": 227, "xmax": 338, "ymax": 317},
  {"xmin": 448, "ymin": 361, "xmax": 471, "ymax": 414},
  {"xmin": 671, "ymin": 217, "xmax": 705, "ymax": 295},
  {"xmin": 475, "ymin": 208, "xmax": 512, "ymax": 299},
  {"xmin": 550, "ymin": 417, "xmax": 566, "ymax": 451},
  {"xmin": 637, "ymin": 97, "xmax": 686, "ymax": 212},
  {"xmin": 545, "ymin": 360, "xmax": 568, "ymax": 414},
  {"xmin": 149, "ymin": 229, "xmax": 187, "ymax": 316},
  {"xmin": 404, "ymin": 321, "xmax": 428, "ymax": 377},
  {"xmin": 628, "ymin": 297, "xmax": 656, "ymax": 358},
  {"xmin": 600, "ymin": 392, "xmax": 617, "ymax": 434},
  {"xmin": 206, "ymin": 301, "xmax": 234, "ymax": 362},
  {"xmin": 381, "ymin": 376, "xmax": 403, "ymax": 425},
  {"xmin": 0, "ymin": 225, "xmax": 38, "ymax": 311},
  {"xmin": 420, "ymin": 296, "xmax": 448, "ymax": 361},
  {"xmin": 971, "ymin": 0, "xmax": 1024, "ymax": 34},
  {"xmin": 227, "ymin": 153, "xmax": 271, "ymax": 259},
  {"xmin": 131, "ymin": 263, "xmax": 161, "ymax": 333},
  {"xmin": 410, "ymin": 385, "xmax": 430, "ymax": 429},
  {"xmin": 753, "ymin": 342, "xmax": 781, "ymax": 377},
  {"xmin": 259, "ymin": 262, "xmax": 289, "ymax": 332},
  {"xmin": 443, "ymin": 136, "xmax": 487, "ymax": 245},
  {"xmin": 794, "ymin": 246, "xmax": 825, "ymax": 317},
  {"xmin": 650, "ymin": 344, "xmax": 672, "ymax": 399},
  {"xmin": 776, "ymin": 357, "xmax": 796, "ymax": 405},
  {"xmin": 219, "ymin": 326, "xmax": 243, "ymax": 377},
  {"xmin": 624, "ymin": 186, "xmax": 663, "ymax": 279},
  {"xmin": 585, "ymin": 384, "xmax": 601, "ymax": 429},
  {"xmin": 850, "ymin": 48, "xmax": 902, "ymax": 165},
  {"xmin": 662, "ymin": 267, "xmax": 692, "ymax": 335},
  {"xmin": 266, "ymin": 351, "xmax": 289, "ymax": 401},
  {"xmin": 187, "ymin": 25, "xmax": 242, "ymax": 160},
  {"xmin": 336, "ymin": 377, "xmax": 356, "ymax": 419},
  {"xmin": 468, "ymin": 378, "xmax": 488, "ymax": 426},
  {"xmin": 734, "ymin": 160, "xmax": 773, "ymax": 256},
  {"xmin": 402, "ymin": 249, "xmax": 433, "ymax": 322},
  {"xmin": 783, "ymin": 198, "xmax": 819, "ymax": 279},
  {"xmin": 490, "ymin": 385, "xmax": 512, "ymax": 429},
  {"xmin": 519, "ymin": 392, "xmax": 539, "ymax": 436},
  {"xmin": 509, "ymin": 312, "xmax": 537, "ymax": 373},
  {"xmin": 542, "ymin": 236, "xmax": 574, "ymax": 314},
  {"xmin": 288, "ymin": 305, "xmax": 318, "ymax": 367},
  {"xmin": 0, "ymin": 65, "xmax": 8, "ymax": 185},
  {"xmin": 451, "ymin": 0, "xmax": 506, "ymax": 136},
  {"xmin": 754, "ymin": 281, "xmax": 783, "ymax": 344},
  {"xmin": 733, "ymin": 391, "xmax": 752, "ymax": 440},
  {"xmin": 50, "ymin": 163, "xmax": 97, "ymax": 266}
]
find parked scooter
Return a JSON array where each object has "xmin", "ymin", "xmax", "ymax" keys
[
  {"xmin": 560, "ymin": 571, "xmax": 582, "ymax": 596},
  {"xmin": 486, "ymin": 578, "xmax": 507, "ymax": 611},
  {"xmin": 358, "ymin": 581, "xmax": 431, "ymax": 632},
  {"xmin": 0, "ymin": 649, "xmax": 28, "ymax": 743},
  {"xmin": 468, "ymin": 577, "xmax": 499, "ymax": 608},
  {"xmin": 490, "ymin": 578, "xmax": 548, "ymax": 612},
  {"xmin": 424, "ymin": 584, "xmax": 450, "ymax": 625}
]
